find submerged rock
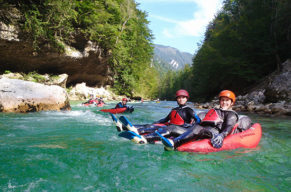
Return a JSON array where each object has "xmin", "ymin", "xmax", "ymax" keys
[{"xmin": 0, "ymin": 77, "xmax": 71, "ymax": 112}]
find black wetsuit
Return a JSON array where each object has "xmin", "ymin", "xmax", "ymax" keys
[
  {"xmin": 173, "ymin": 108, "xmax": 238, "ymax": 147},
  {"xmin": 83, "ymin": 99, "xmax": 95, "ymax": 104},
  {"xmin": 97, "ymin": 98, "xmax": 105, "ymax": 104},
  {"xmin": 137, "ymin": 105, "xmax": 200, "ymax": 143},
  {"xmin": 115, "ymin": 102, "xmax": 127, "ymax": 109}
]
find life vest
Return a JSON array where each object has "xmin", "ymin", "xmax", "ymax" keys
[
  {"xmin": 201, "ymin": 108, "xmax": 223, "ymax": 126},
  {"xmin": 116, "ymin": 102, "xmax": 125, "ymax": 108},
  {"xmin": 169, "ymin": 110, "xmax": 184, "ymax": 125}
]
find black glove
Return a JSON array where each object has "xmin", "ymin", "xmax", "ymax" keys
[
  {"xmin": 127, "ymin": 106, "xmax": 134, "ymax": 113},
  {"xmin": 211, "ymin": 133, "xmax": 225, "ymax": 148}
]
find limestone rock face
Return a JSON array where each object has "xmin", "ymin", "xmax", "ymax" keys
[
  {"xmin": 43, "ymin": 73, "xmax": 68, "ymax": 88},
  {"xmin": 68, "ymin": 82, "xmax": 117, "ymax": 101},
  {"xmin": 264, "ymin": 59, "xmax": 291, "ymax": 103},
  {"xmin": 0, "ymin": 7, "xmax": 113, "ymax": 87},
  {"xmin": 0, "ymin": 77, "xmax": 71, "ymax": 112}
]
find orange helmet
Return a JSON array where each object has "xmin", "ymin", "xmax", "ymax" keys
[
  {"xmin": 175, "ymin": 89, "xmax": 189, "ymax": 98},
  {"xmin": 122, "ymin": 98, "xmax": 128, "ymax": 102},
  {"xmin": 219, "ymin": 90, "xmax": 236, "ymax": 103}
]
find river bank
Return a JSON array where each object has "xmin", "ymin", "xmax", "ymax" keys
[
  {"xmin": 1, "ymin": 68, "xmax": 290, "ymax": 115},
  {"xmin": 193, "ymin": 60, "xmax": 291, "ymax": 116},
  {"xmin": 192, "ymin": 99, "xmax": 291, "ymax": 116},
  {"xmin": 0, "ymin": 72, "xmax": 137, "ymax": 113}
]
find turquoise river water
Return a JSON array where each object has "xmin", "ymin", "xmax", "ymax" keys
[{"xmin": 0, "ymin": 101, "xmax": 290, "ymax": 192}]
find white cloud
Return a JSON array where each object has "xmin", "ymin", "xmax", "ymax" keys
[
  {"xmin": 151, "ymin": 15, "xmax": 178, "ymax": 24},
  {"xmin": 162, "ymin": 29, "xmax": 174, "ymax": 38},
  {"xmin": 150, "ymin": 0, "xmax": 223, "ymax": 37}
]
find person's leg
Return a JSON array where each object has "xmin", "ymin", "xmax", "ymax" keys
[
  {"xmin": 135, "ymin": 124, "xmax": 166, "ymax": 134},
  {"xmin": 110, "ymin": 113, "xmax": 126, "ymax": 132},
  {"xmin": 155, "ymin": 125, "xmax": 188, "ymax": 150},
  {"xmin": 128, "ymin": 125, "xmax": 166, "ymax": 144},
  {"xmin": 143, "ymin": 124, "xmax": 188, "ymax": 142},
  {"xmin": 143, "ymin": 127, "xmax": 171, "ymax": 143},
  {"xmin": 173, "ymin": 125, "xmax": 205, "ymax": 147},
  {"xmin": 166, "ymin": 125, "xmax": 188, "ymax": 137},
  {"xmin": 159, "ymin": 125, "xmax": 206, "ymax": 150}
]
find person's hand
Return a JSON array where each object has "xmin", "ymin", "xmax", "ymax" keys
[{"xmin": 211, "ymin": 133, "xmax": 224, "ymax": 148}]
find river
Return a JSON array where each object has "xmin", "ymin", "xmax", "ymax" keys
[{"xmin": 0, "ymin": 101, "xmax": 290, "ymax": 191}]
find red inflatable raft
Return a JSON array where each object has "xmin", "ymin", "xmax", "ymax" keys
[
  {"xmin": 100, "ymin": 107, "xmax": 127, "ymax": 114},
  {"xmin": 97, "ymin": 102, "xmax": 105, "ymax": 107},
  {"xmin": 176, "ymin": 123, "xmax": 262, "ymax": 153},
  {"xmin": 82, "ymin": 103, "xmax": 92, "ymax": 106},
  {"xmin": 83, "ymin": 102, "xmax": 104, "ymax": 107}
]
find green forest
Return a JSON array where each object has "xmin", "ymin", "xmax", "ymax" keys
[
  {"xmin": 1, "ymin": 0, "xmax": 290, "ymax": 101},
  {"xmin": 0, "ymin": 0, "xmax": 159, "ymax": 98},
  {"xmin": 159, "ymin": 0, "xmax": 290, "ymax": 101}
]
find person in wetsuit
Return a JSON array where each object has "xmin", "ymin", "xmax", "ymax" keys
[
  {"xmin": 97, "ymin": 97, "xmax": 105, "ymax": 104},
  {"xmin": 159, "ymin": 90, "xmax": 238, "ymax": 150},
  {"xmin": 83, "ymin": 94, "xmax": 96, "ymax": 105},
  {"xmin": 115, "ymin": 98, "xmax": 128, "ymax": 108},
  {"xmin": 126, "ymin": 89, "xmax": 200, "ymax": 144},
  {"xmin": 115, "ymin": 98, "xmax": 134, "ymax": 112}
]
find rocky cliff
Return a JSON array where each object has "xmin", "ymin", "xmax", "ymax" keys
[
  {"xmin": 0, "ymin": 7, "xmax": 113, "ymax": 87},
  {"xmin": 194, "ymin": 59, "xmax": 291, "ymax": 116}
]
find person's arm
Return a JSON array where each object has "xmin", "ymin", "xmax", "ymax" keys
[
  {"xmin": 220, "ymin": 112, "xmax": 238, "ymax": 137},
  {"xmin": 211, "ymin": 111, "xmax": 238, "ymax": 148},
  {"xmin": 187, "ymin": 108, "xmax": 201, "ymax": 124},
  {"xmin": 183, "ymin": 108, "xmax": 201, "ymax": 127},
  {"xmin": 115, "ymin": 103, "xmax": 122, "ymax": 109}
]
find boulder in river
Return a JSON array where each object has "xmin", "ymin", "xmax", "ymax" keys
[{"xmin": 0, "ymin": 77, "xmax": 71, "ymax": 112}]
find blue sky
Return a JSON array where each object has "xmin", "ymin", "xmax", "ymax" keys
[{"xmin": 135, "ymin": 0, "xmax": 224, "ymax": 54}]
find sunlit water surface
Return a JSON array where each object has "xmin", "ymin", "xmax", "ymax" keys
[{"xmin": 0, "ymin": 101, "xmax": 290, "ymax": 191}]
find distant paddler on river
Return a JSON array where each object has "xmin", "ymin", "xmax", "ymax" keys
[
  {"xmin": 82, "ymin": 94, "xmax": 105, "ymax": 107},
  {"xmin": 114, "ymin": 98, "xmax": 134, "ymax": 112},
  {"xmin": 100, "ymin": 98, "xmax": 134, "ymax": 114}
]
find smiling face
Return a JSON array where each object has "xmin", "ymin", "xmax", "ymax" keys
[
  {"xmin": 122, "ymin": 100, "xmax": 127, "ymax": 105},
  {"xmin": 219, "ymin": 96, "xmax": 233, "ymax": 110},
  {"xmin": 177, "ymin": 96, "xmax": 188, "ymax": 105}
]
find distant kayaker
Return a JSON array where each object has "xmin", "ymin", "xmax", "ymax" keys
[
  {"xmin": 159, "ymin": 90, "xmax": 239, "ymax": 150},
  {"xmin": 83, "ymin": 94, "xmax": 96, "ymax": 105},
  {"xmin": 115, "ymin": 98, "xmax": 134, "ymax": 112},
  {"xmin": 98, "ymin": 97, "xmax": 105, "ymax": 104},
  {"xmin": 115, "ymin": 98, "xmax": 129, "ymax": 109},
  {"xmin": 120, "ymin": 89, "xmax": 201, "ymax": 144}
]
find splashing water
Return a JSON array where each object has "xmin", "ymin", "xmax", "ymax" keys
[{"xmin": 0, "ymin": 101, "xmax": 290, "ymax": 191}]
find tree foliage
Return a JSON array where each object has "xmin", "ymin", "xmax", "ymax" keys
[
  {"xmin": 159, "ymin": 0, "xmax": 291, "ymax": 101},
  {"xmin": 1, "ymin": 0, "xmax": 158, "ymax": 98}
]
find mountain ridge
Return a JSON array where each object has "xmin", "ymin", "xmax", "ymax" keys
[{"xmin": 153, "ymin": 44, "xmax": 193, "ymax": 71}]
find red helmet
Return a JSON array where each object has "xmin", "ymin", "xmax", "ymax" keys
[
  {"xmin": 122, "ymin": 98, "xmax": 128, "ymax": 101},
  {"xmin": 219, "ymin": 90, "xmax": 236, "ymax": 103},
  {"xmin": 175, "ymin": 89, "xmax": 189, "ymax": 98}
]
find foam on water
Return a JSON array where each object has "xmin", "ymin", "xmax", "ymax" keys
[{"xmin": 0, "ymin": 101, "xmax": 290, "ymax": 191}]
